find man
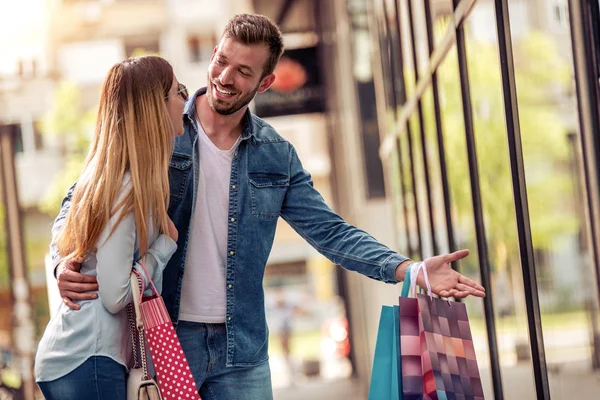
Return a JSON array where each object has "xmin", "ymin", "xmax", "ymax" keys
[{"xmin": 53, "ymin": 14, "xmax": 485, "ymax": 399}]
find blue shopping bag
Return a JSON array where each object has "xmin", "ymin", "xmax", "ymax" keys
[
  {"xmin": 368, "ymin": 269, "xmax": 412, "ymax": 399},
  {"xmin": 368, "ymin": 306, "xmax": 401, "ymax": 400}
]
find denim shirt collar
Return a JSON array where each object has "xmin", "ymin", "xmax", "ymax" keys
[{"xmin": 183, "ymin": 87, "xmax": 255, "ymax": 141}]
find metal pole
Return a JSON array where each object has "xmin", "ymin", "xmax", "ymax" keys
[
  {"xmin": 422, "ymin": 0, "xmax": 458, "ymax": 263},
  {"xmin": 0, "ymin": 127, "xmax": 36, "ymax": 400},
  {"xmin": 452, "ymin": 0, "xmax": 504, "ymax": 397},
  {"xmin": 388, "ymin": 0, "xmax": 423, "ymax": 259},
  {"xmin": 405, "ymin": 0, "xmax": 438, "ymax": 256},
  {"xmin": 396, "ymin": 139, "xmax": 415, "ymax": 257},
  {"xmin": 383, "ymin": 0, "xmax": 415, "ymax": 258},
  {"xmin": 493, "ymin": 0, "xmax": 550, "ymax": 397}
]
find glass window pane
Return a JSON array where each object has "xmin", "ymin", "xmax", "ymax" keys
[
  {"xmin": 463, "ymin": 2, "xmax": 543, "ymax": 396},
  {"xmin": 436, "ymin": 45, "xmax": 498, "ymax": 400},
  {"xmin": 408, "ymin": 112, "xmax": 434, "ymax": 258},
  {"xmin": 388, "ymin": 146, "xmax": 413, "ymax": 255},
  {"xmin": 508, "ymin": 0, "xmax": 600, "ymax": 396},
  {"xmin": 399, "ymin": 119, "xmax": 422, "ymax": 260},
  {"xmin": 421, "ymin": 85, "xmax": 451, "ymax": 255}
]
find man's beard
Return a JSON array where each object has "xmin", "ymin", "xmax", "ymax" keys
[{"xmin": 206, "ymin": 76, "xmax": 260, "ymax": 116}]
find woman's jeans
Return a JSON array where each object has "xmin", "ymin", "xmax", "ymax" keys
[
  {"xmin": 37, "ymin": 356, "xmax": 126, "ymax": 400},
  {"xmin": 38, "ymin": 322, "xmax": 272, "ymax": 400},
  {"xmin": 177, "ymin": 321, "xmax": 273, "ymax": 400}
]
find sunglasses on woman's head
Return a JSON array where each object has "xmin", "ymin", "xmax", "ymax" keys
[{"xmin": 165, "ymin": 83, "xmax": 188, "ymax": 101}]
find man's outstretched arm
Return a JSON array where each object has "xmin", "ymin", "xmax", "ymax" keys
[{"xmin": 281, "ymin": 144, "xmax": 485, "ymax": 299}]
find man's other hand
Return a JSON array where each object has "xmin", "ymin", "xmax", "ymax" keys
[{"xmin": 56, "ymin": 257, "xmax": 98, "ymax": 310}]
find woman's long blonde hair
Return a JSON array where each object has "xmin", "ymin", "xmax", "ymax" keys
[{"xmin": 56, "ymin": 56, "xmax": 175, "ymax": 260}]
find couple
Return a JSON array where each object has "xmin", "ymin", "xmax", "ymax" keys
[{"xmin": 35, "ymin": 13, "xmax": 485, "ymax": 400}]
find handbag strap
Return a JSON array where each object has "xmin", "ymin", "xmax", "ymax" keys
[
  {"xmin": 130, "ymin": 270, "xmax": 144, "ymax": 328},
  {"xmin": 126, "ymin": 303, "xmax": 140, "ymax": 369},
  {"xmin": 136, "ymin": 261, "xmax": 160, "ymax": 300},
  {"xmin": 128, "ymin": 270, "xmax": 151, "ymax": 380},
  {"xmin": 131, "ymin": 227, "xmax": 160, "ymax": 300}
]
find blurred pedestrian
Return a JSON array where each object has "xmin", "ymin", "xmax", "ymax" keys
[
  {"xmin": 273, "ymin": 290, "xmax": 296, "ymax": 384},
  {"xmin": 35, "ymin": 56, "xmax": 186, "ymax": 400}
]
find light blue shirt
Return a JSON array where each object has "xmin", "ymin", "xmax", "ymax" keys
[{"xmin": 35, "ymin": 179, "xmax": 177, "ymax": 382}]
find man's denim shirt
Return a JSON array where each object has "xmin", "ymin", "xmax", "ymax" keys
[{"xmin": 52, "ymin": 87, "xmax": 408, "ymax": 368}]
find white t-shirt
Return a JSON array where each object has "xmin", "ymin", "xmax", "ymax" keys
[{"xmin": 179, "ymin": 121, "xmax": 240, "ymax": 323}]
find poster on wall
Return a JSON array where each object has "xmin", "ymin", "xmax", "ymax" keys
[{"xmin": 254, "ymin": 46, "xmax": 324, "ymax": 118}]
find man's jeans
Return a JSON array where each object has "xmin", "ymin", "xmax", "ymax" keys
[
  {"xmin": 177, "ymin": 320, "xmax": 273, "ymax": 399},
  {"xmin": 37, "ymin": 356, "xmax": 127, "ymax": 400}
]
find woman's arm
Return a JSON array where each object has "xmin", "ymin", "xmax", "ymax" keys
[
  {"xmin": 96, "ymin": 209, "xmax": 177, "ymax": 313},
  {"xmin": 95, "ymin": 210, "xmax": 137, "ymax": 314},
  {"xmin": 133, "ymin": 234, "xmax": 177, "ymax": 296}
]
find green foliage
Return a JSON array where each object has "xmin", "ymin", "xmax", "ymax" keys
[
  {"xmin": 38, "ymin": 82, "xmax": 96, "ymax": 215},
  {"xmin": 129, "ymin": 48, "xmax": 161, "ymax": 58},
  {"xmin": 393, "ymin": 28, "xmax": 578, "ymax": 275},
  {"xmin": 453, "ymin": 32, "xmax": 571, "ymax": 252}
]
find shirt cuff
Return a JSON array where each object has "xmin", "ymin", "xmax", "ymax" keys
[
  {"xmin": 148, "ymin": 234, "xmax": 178, "ymax": 265},
  {"xmin": 382, "ymin": 253, "xmax": 411, "ymax": 284},
  {"xmin": 52, "ymin": 257, "xmax": 63, "ymax": 279},
  {"xmin": 135, "ymin": 234, "xmax": 177, "ymax": 291}
]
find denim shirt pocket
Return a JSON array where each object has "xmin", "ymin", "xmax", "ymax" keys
[
  {"xmin": 169, "ymin": 153, "xmax": 193, "ymax": 201},
  {"xmin": 248, "ymin": 173, "xmax": 289, "ymax": 220}
]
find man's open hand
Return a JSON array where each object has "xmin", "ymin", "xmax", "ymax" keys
[
  {"xmin": 56, "ymin": 257, "xmax": 98, "ymax": 310},
  {"xmin": 396, "ymin": 249, "xmax": 485, "ymax": 299}
]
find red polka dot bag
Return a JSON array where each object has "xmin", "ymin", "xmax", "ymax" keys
[{"xmin": 134, "ymin": 264, "xmax": 202, "ymax": 400}]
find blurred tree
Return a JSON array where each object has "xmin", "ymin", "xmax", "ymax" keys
[
  {"xmin": 38, "ymin": 82, "xmax": 96, "ymax": 215},
  {"xmin": 440, "ymin": 33, "xmax": 576, "ymax": 250},
  {"xmin": 444, "ymin": 32, "xmax": 573, "ymax": 262},
  {"xmin": 418, "ymin": 29, "xmax": 577, "ymax": 312},
  {"xmin": 390, "ymin": 28, "xmax": 577, "ymax": 313},
  {"xmin": 39, "ymin": 52, "xmax": 160, "ymax": 215}
]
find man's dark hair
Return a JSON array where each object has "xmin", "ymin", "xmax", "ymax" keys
[{"xmin": 222, "ymin": 14, "xmax": 284, "ymax": 77}]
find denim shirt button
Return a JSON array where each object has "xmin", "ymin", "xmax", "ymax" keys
[
  {"xmin": 229, "ymin": 250, "xmax": 235, "ymax": 256},
  {"xmin": 230, "ymin": 217, "xmax": 236, "ymax": 222},
  {"xmin": 228, "ymin": 316, "xmax": 232, "ymax": 321},
  {"xmin": 231, "ymin": 184, "xmax": 237, "ymax": 189},
  {"xmin": 228, "ymin": 284, "xmax": 233, "ymax": 289}
]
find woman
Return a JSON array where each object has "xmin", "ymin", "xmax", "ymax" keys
[{"xmin": 34, "ymin": 56, "xmax": 188, "ymax": 399}]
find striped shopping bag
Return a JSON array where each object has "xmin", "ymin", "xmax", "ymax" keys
[
  {"xmin": 417, "ymin": 293, "xmax": 484, "ymax": 400},
  {"xmin": 400, "ymin": 261, "xmax": 485, "ymax": 400},
  {"xmin": 136, "ymin": 264, "xmax": 201, "ymax": 400}
]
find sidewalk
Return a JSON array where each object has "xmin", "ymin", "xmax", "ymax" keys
[
  {"xmin": 272, "ymin": 360, "xmax": 600, "ymax": 399},
  {"xmin": 274, "ymin": 379, "xmax": 364, "ymax": 400}
]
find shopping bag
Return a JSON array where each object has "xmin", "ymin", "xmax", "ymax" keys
[
  {"xmin": 417, "ymin": 293, "xmax": 484, "ymax": 400},
  {"xmin": 398, "ymin": 270, "xmax": 423, "ymax": 400},
  {"xmin": 368, "ymin": 305, "xmax": 401, "ymax": 400},
  {"xmin": 368, "ymin": 267, "xmax": 415, "ymax": 399},
  {"xmin": 134, "ymin": 264, "xmax": 201, "ymax": 400},
  {"xmin": 128, "ymin": 271, "xmax": 163, "ymax": 400}
]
